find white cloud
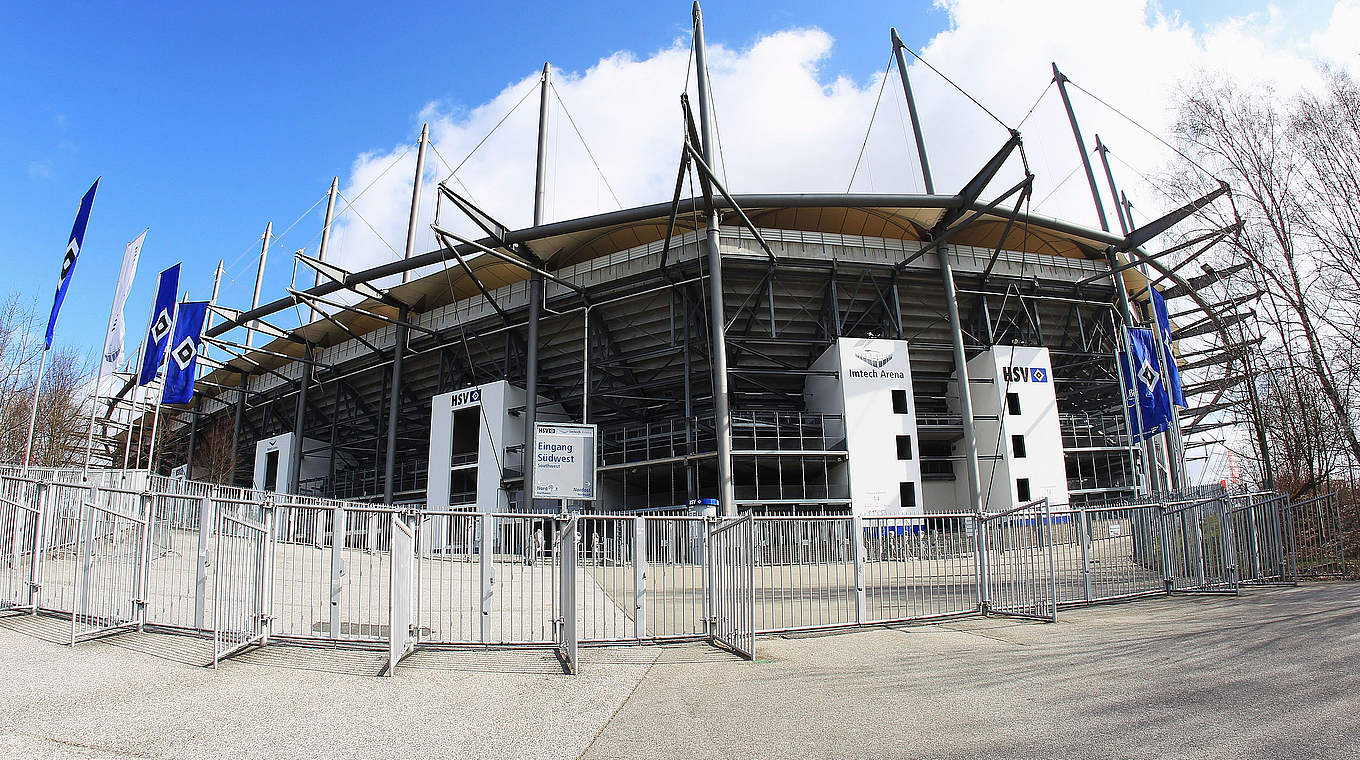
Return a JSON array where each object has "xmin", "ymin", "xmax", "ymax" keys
[{"xmin": 318, "ymin": 0, "xmax": 1360, "ymax": 282}]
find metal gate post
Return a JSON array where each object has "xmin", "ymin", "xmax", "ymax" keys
[
  {"xmin": 259, "ymin": 504, "xmax": 275, "ymax": 644},
  {"xmin": 1045, "ymin": 500, "xmax": 1058, "ymax": 621},
  {"xmin": 194, "ymin": 495, "xmax": 212, "ymax": 630},
  {"xmin": 975, "ymin": 515, "xmax": 990, "ymax": 613},
  {"xmin": 1158, "ymin": 505, "xmax": 1174, "ymax": 592},
  {"xmin": 329, "ymin": 504, "xmax": 345, "ymax": 638},
  {"xmin": 479, "ymin": 512, "xmax": 493, "ymax": 643},
  {"xmin": 1078, "ymin": 507, "xmax": 1092, "ymax": 603},
  {"xmin": 632, "ymin": 516, "xmax": 647, "ymax": 639},
  {"xmin": 1285, "ymin": 494, "xmax": 1300, "ymax": 583},
  {"xmin": 28, "ymin": 482, "xmax": 48, "ymax": 612},
  {"xmin": 703, "ymin": 514, "xmax": 716, "ymax": 638},
  {"xmin": 558, "ymin": 514, "xmax": 578, "ymax": 674},
  {"xmin": 134, "ymin": 493, "xmax": 155, "ymax": 631},
  {"xmin": 851, "ymin": 513, "xmax": 866, "ymax": 624}
]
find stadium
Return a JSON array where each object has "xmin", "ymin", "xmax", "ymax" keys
[{"xmin": 115, "ymin": 4, "xmax": 1247, "ymax": 521}]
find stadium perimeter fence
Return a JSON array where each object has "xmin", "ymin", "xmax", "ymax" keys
[{"xmin": 0, "ymin": 467, "xmax": 1345, "ymax": 675}]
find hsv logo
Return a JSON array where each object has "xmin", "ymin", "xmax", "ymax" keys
[
  {"xmin": 171, "ymin": 337, "xmax": 197, "ymax": 371},
  {"xmin": 59, "ymin": 240, "xmax": 79, "ymax": 284},
  {"xmin": 1002, "ymin": 366, "xmax": 1048, "ymax": 383},
  {"xmin": 854, "ymin": 345, "xmax": 892, "ymax": 368},
  {"xmin": 151, "ymin": 309, "xmax": 173, "ymax": 344},
  {"xmin": 1137, "ymin": 359, "xmax": 1161, "ymax": 391},
  {"xmin": 451, "ymin": 388, "xmax": 483, "ymax": 408}
]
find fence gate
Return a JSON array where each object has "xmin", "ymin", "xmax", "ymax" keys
[
  {"xmin": 1160, "ymin": 497, "xmax": 1238, "ymax": 593},
  {"xmin": 212, "ymin": 506, "xmax": 271, "ymax": 666},
  {"xmin": 557, "ymin": 515, "xmax": 578, "ymax": 675},
  {"xmin": 708, "ymin": 516, "xmax": 755, "ymax": 660},
  {"xmin": 71, "ymin": 494, "xmax": 150, "ymax": 644},
  {"xmin": 1287, "ymin": 493, "xmax": 1346, "ymax": 578},
  {"xmin": 980, "ymin": 500, "xmax": 1058, "ymax": 621},
  {"xmin": 1228, "ymin": 494, "xmax": 1292, "ymax": 585},
  {"xmin": 0, "ymin": 489, "xmax": 40, "ymax": 612}
]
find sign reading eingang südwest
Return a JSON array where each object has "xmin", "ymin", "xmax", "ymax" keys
[{"xmin": 532, "ymin": 422, "xmax": 597, "ymax": 500}]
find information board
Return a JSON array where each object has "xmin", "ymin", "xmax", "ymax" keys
[{"xmin": 532, "ymin": 423, "xmax": 597, "ymax": 500}]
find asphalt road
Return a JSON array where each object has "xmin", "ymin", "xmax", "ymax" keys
[{"xmin": 0, "ymin": 582, "xmax": 1355, "ymax": 759}]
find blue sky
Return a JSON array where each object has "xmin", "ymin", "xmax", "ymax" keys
[{"xmin": 0, "ymin": 0, "xmax": 1336, "ymax": 357}]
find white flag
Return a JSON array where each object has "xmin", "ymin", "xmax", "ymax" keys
[{"xmin": 100, "ymin": 230, "xmax": 145, "ymax": 377}]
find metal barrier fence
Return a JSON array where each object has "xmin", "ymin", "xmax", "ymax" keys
[{"xmin": 0, "ymin": 471, "xmax": 1346, "ymax": 675}]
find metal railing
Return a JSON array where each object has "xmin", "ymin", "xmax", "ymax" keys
[{"xmin": 0, "ymin": 470, "xmax": 1343, "ymax": 676}]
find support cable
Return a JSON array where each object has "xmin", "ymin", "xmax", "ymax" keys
[
  {"xmin": 1064, "ymin": 78, "xmax": 1222, "ymax": 183},
  {"xmin": 847, "ymin": 55, "xmax": 896, "ymax": 192},
  {"xmin": 550, "ymin": 81, "xmax": 624, "ymax": 210},
  {"xmin": 436, "ymin": 78, "xmax": 542, "ymax": 186},
  {"xmin": 895, "ymin": 41, "xmax": 1010, "ymax": 131}
]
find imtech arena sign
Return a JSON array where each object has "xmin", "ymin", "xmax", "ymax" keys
[
  {"xmin": 532, "ymin": 423, "xmax": 597, "ymax": 500},
  {"xmin": 847, "ymin": 344, "xmax": 907, "ymax": 381}
]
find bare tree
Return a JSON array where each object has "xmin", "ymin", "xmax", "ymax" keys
[{"xmin": 1169, "ymin": 73, "xmax": 1360, "ymax": 492}]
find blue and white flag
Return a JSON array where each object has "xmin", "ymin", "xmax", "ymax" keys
[
  {"xmin": 44, "ymin": 178, "xmax": 100, "ymax": 350},
  {"xmin": 1118, "ymin": 327, "xmax": 1173, "ymax": 441},
  {"xmin": 138, "ymin": 264, "xmax": 181, "ymax": 386},
  {"xmin": 1150, "ymin": 289, "xmax": 1186, "ymax": 408},
  {"xmin": 162, "ymin": 301, "xmax": 208, "ymax": 405}
]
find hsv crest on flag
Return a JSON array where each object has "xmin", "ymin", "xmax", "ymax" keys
[
  {"xmin": 162, "ymin": 301, "xmax": 208, "ymax": 405},
  {"xmin": 1118, "ymin": 327, "xmax": 1174, "ymax": 442},
  {"xmin": 138, "ymin": 264, "xmax": 181, "ymax": 386},
  {"xmin": 45, "ymin": 179, "xmax": 100, "ymax": 350}
]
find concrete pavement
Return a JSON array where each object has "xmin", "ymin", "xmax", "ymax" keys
[{"xmin": 0, "ymin": 583, "xmax": 1356, "ymax": 759}]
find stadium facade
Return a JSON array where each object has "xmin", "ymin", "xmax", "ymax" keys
[{"xmin": 123, "ymin": 4, "xmax": 1247, "ymax": 519}]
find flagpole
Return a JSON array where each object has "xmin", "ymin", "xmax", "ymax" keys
[
  {"xmin": 22, "ymin": 348, "xmax": 49, "ymax": 472},
  {"xmin": 122, "ymin": 334, "xmax": 151, "ymax": 484}
]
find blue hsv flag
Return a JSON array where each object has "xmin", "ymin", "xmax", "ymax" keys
[
  {"xmin": 1150, "ymin": 289, "xmax": 1186, "ymax": 407},
  {"xmin": 138, "ymin": 264, "xmax": 181, "ymax": 385},
  {"xmin": 162, "ymin": 301, "xmax": 208, "ymax": 405},
  {"xmin": 1118, "ymin": 327, "xmax": 1173, "ymax": 441},
  {"xmin": 44, "ymin": 179, "xmax": 100, "ymax": 349}
]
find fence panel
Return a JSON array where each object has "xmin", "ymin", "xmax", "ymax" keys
[
  {"xmin": 269, "ymin": 504, "xmax": 337, "ymax": 640},
  {"xmin": 751, "ymin": 517, "xmax": 856, "ymax": 632},
  {"xmin": 413, "ymin": 510, "xmax": 481, "ymax": 643},
  {"xmin": 213, "ymin": 509, "xmax": 270, "ymax": 665},
  {"xmin": 1289, "ymin": 493, "xmax": 1345, "ymax": 578},
  {"xmin": 1162, "ymin": 496, "xmax": 1238, "ymax": 593},
  {"xmin": 38, "ymin": 481, "xmax": 89, "ymax": 615},
  {"xmin": 0, "ymin": 478, "xmax": 40, "ymax": 611},
  {"xmin": 709, "ymin": 516, "xmax": 755, "ymax": 660},
  {"xmin": 981, "ymin": 499, "xmax": 1058, "ymax": 621},
  {"xmin": 1228, "ymin": 494, "xmax": 1293, "ymax": 585},
  {"xmin": 861, "ymin": 514, "xmax": 979, "ymax": 623},
  {"xmin": 71, "ymin": 488, "xmax": 148, "ymax": 643},
  {"xmin": 487, "ymin": 514, "xmax": 560, "ymax": 644},
  {"xmin": 641, "ymin": 516, "xmax": 707, "ymax": 639},
  {"xmin": 575, "ymin": 515, "xmax": 637, "ymax": 642},
  {"xmin": 143, "ymin": 492, "xmax": 210, "ymax": 629}
]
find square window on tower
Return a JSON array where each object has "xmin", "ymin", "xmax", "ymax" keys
[
  {"xmin": 900, "ymin": 481, "xmax": 916, "ymax": 507},
  {"xmin": 896, "ymin": 434, "xmax": 914, "ymax": 460},
  {"xmin": 1011, "ymin": 434, "xmax": 1027, "ymax": 458},
  {"xmin": 1007, "ymin": 392, "xmax": 1022, "ymax": 416},
  {"xmin": 1017, "ymin": 478, "xmax": 1031, "ymax": 502},
  {"xmin": 892, "ymin": 389, "xmax": 910, "ymax": 414}
]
